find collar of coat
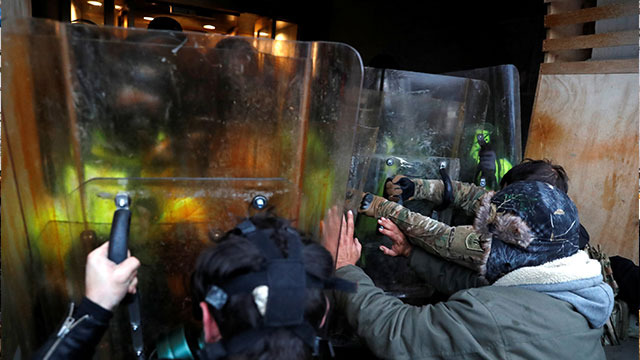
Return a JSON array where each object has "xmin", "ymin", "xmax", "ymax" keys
[{"xmin": 491, "ymin": 250, "xmax": 601, "ymax": 287}]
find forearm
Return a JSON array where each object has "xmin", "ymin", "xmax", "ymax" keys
[
  {"xmin": 412, "ymin": 179, "xmax": 487, "ymax": 216},
  {"xmin": 32, "ymin": 297, "xmax": 112, "ymax": 360},
  {"xmin": 408, "ymin": 247, "xmax": 488, "ymax": 296},
  {"xmin": 375, "ymin": 197, "xmax": 448, "ymax": 245},
  {"xmin": 374, "ymin": 200, "xmax": 487, "ymax": 272}
]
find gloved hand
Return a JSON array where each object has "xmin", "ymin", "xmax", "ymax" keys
[
  {"xmin": 358, "ymin": 193, "xmax": 386, "ymax": 218},
  {"xmin": 384, "ymin": 175, "xmax": 415, "ymax": 203},
  {"xmin": 478, "ymin": 136, "xmax": 497, "ymax": 176}
]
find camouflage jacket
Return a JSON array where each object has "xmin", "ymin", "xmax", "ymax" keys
[{"xmin": 374, "ymin": 179, "xmax": 490, "ymax": 272}]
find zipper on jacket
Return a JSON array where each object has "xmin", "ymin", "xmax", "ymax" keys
[{"xmin": 43, "ymin": 303, "xmax": 90, "ymax": 360}]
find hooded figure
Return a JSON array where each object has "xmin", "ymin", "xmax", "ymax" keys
[
  {"xmin": 334, "ymin": 181, "xmax": 614, "ymax": 359},
  {"xmin": 473, "ymin": 181, "xmax": 613, "ymax": 328},
  {"xmin": 359, "ymin": 180, "xmax": 614, "ymax": 328}
]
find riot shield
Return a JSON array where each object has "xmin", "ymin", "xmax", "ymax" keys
[
  {"xmin": 378, "ymin": 68, "xmax": 490, "ymax": 183},
  {"xmin": 352, "ymin": 67, "xmax": 490, "ymax": 300},
  {"xmin": 446, "ymin": 64, "xmax": 523, "ymax": 183},
  {"xmin": 344, "ymin": 68, "xmax": 384, "ymax": 212},
  {"xmin": 1, "ymin": 18, "xmax": 363, "ymax": 359}
]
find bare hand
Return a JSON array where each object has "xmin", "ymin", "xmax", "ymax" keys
[
  {"xmin": 321, "ymin": 207, "xmax": 362, "ymax": 269},
  {"xmin": 321, "ymin": 206, "xmax": 342, "ymax": 261},
  {"xmin": 336, "ymin": 210, "xmax": 362, "ymax": 268},
  {"xmin": 85, "ymin": 241, "xmax": 141, "ymax": 311},
  {"xmin": 378, "ymin": 217, "xmax": 412, "ymax": 257}
]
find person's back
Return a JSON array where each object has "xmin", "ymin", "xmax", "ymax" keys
[
  {"xmin": 336, "ymin": 277, "xmax": 606, "ymax": 359},
  {"xmin": 427, "ymin": 285, "xmax": 605, "ymax": 359},
  {"xmin": 333, "ymin": 181, "xmax": 613, "ymax": 359}
]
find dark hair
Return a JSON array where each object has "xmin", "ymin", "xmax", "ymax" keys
[
  {"xmin": 148, "ymin": 17, "xmax": 183, "ymax": 32},
  {"xmin": 499, "ymin": 158, "xmax": 569, "ymax": 193},
  {"xmin": 191, "ymin": 214, "xmax": 333, "ymax": 360}
]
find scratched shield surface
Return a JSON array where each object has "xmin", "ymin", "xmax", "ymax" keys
[
  {"xmin": 351, "ymin": 67, "xmax": 490, "ymax": 300},
  {"xmin": 447, "ymin": 64, "xmax": 523, "ymax": 169},
  {"xmin": 2, "ymin": 18, "xmax": 363, "ymax": 358}
]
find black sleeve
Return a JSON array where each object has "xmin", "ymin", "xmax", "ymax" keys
[
  {"xmin": 408, "ymin": 247, "xmax": 488, "ymax": 296},
  {"xmin": 578, "ymin": 224, "xmax": 590, "ymax": 250},
  {"xmin": 610, "ymin": 256, "xmax": 639, "ymax": 311},
  {"xmin": 31, "ymin": 297, "xmax": 113, "ymax": 360}
]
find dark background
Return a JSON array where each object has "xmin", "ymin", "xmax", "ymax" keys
[
  {"xmin": 30, "ymin": 0, "xmax": 548, "ymax": 153},
  {"xmin": 300, "ymin": 0, "xmax": 547, "ymax": 151},
  {"xmin": 201, "ymin": 0, "xmax": 547, "ymax": 151}
]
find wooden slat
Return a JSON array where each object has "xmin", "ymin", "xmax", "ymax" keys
[
  {"xmin": 543, "ymin": 30, "xmax": 638, "ymax": 51},
  {"xmin": 545, "ymin": 0, "xmax": 591, "ymax": 63},
  {"xmin": 545, "ymin": 3, "xmax": 638, "ymax": 27},
  {"xmin": 540, "ymin": 58, "xmax": 638, "ymax": 74}
]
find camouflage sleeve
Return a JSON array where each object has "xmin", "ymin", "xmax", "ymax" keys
[
  {"xmin": 375, "ymin": 199, "xmax": 490, "ymax": 272},
  {"xmin": 412, "ymin": 179, "xmax": 488, "ymax": 216}
]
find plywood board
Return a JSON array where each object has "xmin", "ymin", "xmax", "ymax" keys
[{"xmin": 525, "ymin": 73, "xmax": 639, "ymax": 263}]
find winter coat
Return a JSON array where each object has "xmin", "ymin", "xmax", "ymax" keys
[{"xmin": 334, "ymin": 250, "xmax": 611, "ymax": 360}]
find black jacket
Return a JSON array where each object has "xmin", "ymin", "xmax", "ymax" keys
[{"xmin": 32, "ymin": 297, "xmax": 113, "ymax": 360}]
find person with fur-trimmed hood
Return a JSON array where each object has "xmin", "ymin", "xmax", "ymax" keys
[
  {"xmin": 327, "ymin": 180, "xmax": 614, "ymax": 359},
  {"xmin": 364, "ymin": 158, "xmax": 592, "ymax": 294}
]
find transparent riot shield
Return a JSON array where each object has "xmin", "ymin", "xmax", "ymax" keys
[
  {"xmin": 1, "ymin": 18, "xmax": 363, "ymax": 359},
  {"xmin": 446, "ymin": 64, "xmax": 523, "ymax": 183},
  {"xmin": 351, "ymin": 67, "xmax": 489, "ymax": 301},
  {"xmin": 356, "ymin": 156, "xmax": 460, "ymax": 298},
  {"xmin": 344, "ymin": 68, "xmax": 384, "ymax": 212},
  {"xmin": 378, "ymin": 68, "xmax": 490, "ymax": 183}
]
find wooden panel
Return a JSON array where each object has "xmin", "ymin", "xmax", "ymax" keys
[
  {"xmin": 540, "ymin": 58, "xmax": 639, "ymax": 74},
  {"xmin": 543, "ymin": 30, "xmax": 638, "ymax": 51},
  {"xmin": 545, "ymin": 3, "xmax": 638, "ymax": 27},
  {"xmin": 525, "ymin": 73, "xmax": 639, "ymax": 263}
]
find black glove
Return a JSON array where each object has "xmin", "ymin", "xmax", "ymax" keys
[
  {"xmin": 478, "ymin": 137, "xmax": 497, "ymax": 175},
  {"xmin": 383, "ymin": 175, "xmax": 415, "ymax": 203}
]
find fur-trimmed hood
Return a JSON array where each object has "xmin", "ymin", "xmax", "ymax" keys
[{"xmin": 472, "ymin": 181, "xmax": 581, "ymax": 283}]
